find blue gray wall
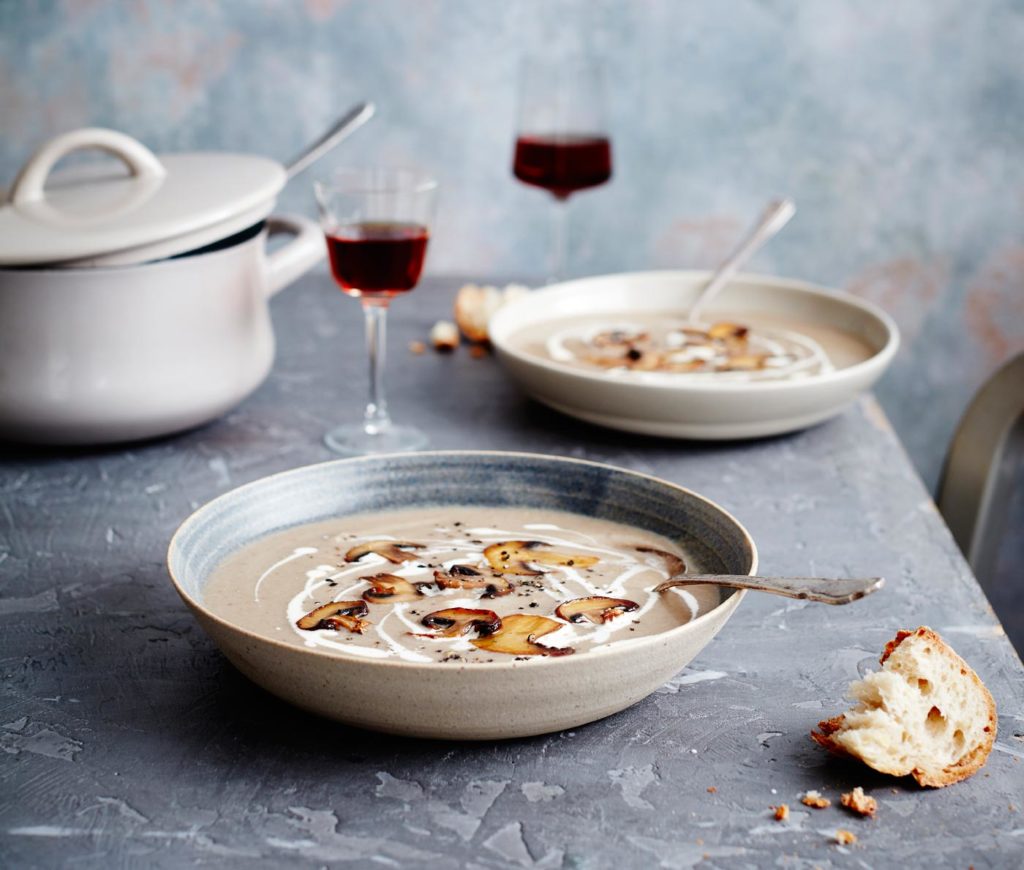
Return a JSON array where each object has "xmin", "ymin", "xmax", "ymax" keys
[{"xmin": 2, "ymin": 0, "xmax": 1022, "ymax": 488}]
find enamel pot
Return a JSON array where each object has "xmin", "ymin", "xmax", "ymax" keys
[{"xmin": 0, "ymin": 128, "xmax": 327, "ymax": 444}]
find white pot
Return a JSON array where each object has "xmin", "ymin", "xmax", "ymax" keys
[{"xmin": 0, "ymin": 214, "xmax": 324, "ymax": 444}]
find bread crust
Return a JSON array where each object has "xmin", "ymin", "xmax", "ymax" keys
[{"xmin": 811, "ymin": 626, "xmax": 997, "ymax": 788}]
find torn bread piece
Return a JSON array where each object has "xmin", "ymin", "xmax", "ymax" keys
[
  {"xmin": 811, "ymin": 627, "xmax": 997, "ymax": 787},
  {"xmin": 454, "ymin": 283, "xmax": 530, "ymax": 343}
]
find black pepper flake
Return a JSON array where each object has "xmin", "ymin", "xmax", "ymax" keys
[
  {"xmin": 529, "ymin": 602, "xmax": 539, "ymax": 608},
  {"xmin": 625, "ymin": 348, "xmax": 643, "ymax": 361}
]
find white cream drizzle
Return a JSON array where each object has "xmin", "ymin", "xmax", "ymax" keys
[
  {"xmin": 252, "ymin": 521, "xmax": 703, "ymax": 663},
  {"xmin": 545, "ymin": 320, "xmax": 835, "ymax": 382},
  {"xmin": 254, "ymin": 546, "xmax": 318, "ymax": 602}
]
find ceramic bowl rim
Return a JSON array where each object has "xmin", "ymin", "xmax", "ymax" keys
[
  {"xmin": 489, "ymin": 270, "xmax": 900, "ymax": 393},
  {"xmin": 166, "ymin": 450, "xmax": 758, "ymax": 671}
]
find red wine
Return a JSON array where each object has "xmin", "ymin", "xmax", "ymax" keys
[
  {"xmin": 325, "ymin": 222, "xmax": 429, "ymax": 297},
  {"xmin": 513, "ymin": 135, "xmax": 612, "ymax": 199}
]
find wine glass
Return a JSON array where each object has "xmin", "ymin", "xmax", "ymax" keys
[
  {"xmin": 314, "ymin": 168, "xmax": 437, "ymax": 455},
  {"xmin": 512, "ymin": 53, "xmax": 612, "ymax": 283}
]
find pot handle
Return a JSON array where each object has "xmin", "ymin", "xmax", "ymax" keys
[
  {"xmin": 7, "ymin": 127, "xmax": 167, "ymax": 206},
  {"xmin": 265, "ymin": 214, "xmax": 325, "ymax": 297}
]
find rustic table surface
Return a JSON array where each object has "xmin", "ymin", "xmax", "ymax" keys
[{"xmin": 2, "ymin": 274, "xmax": 1023, "ymax": 869}]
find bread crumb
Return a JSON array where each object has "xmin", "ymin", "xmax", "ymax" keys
[
  {"xmin": 429, "ymin": 320, "xmax": 459, "ymax": 352},
  {"xmin": 706, "ymin": 786, "xmax": 717, "ymax": 794},
  {"xmin": 695, "ymin": 838, "xmax": 703, "ymax": 846},
  {"xmin": 772, "ymin": 804, "xmax": 789, "ymax": 821},
  {"xmin": 840, "ymin": 787, "xmax": 877, "ymax": 817},
  {"xmin": 408, "ymin": 340, "xmax": 426, "ymax": 355},
  {"xmin": 835, "ymin": 829, "xmax": 857, "ymax": 845},
  {"xmin": 801, "ymin": 790, "xmax": 831, "ymax": 809},
  {"xmin": 469, "ymin": 344, "xmax": 488, "ymax": 359}
]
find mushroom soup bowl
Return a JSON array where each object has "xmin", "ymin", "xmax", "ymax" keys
[
  {"xmin": 167, "ymin": 451, "xmax": 756, "ymax": 739},
  {"xmin": 489, "ymin": 271, "xmax": 899, "ymax": 440}
]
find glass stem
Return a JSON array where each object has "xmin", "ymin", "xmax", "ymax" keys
[
  {"xmin": 549, "ymin": 196, "xmax": 569, "ymax": 284},
  {"xmin": 361, "ymin": 298, "xmax": 391, "ymax": 435}
]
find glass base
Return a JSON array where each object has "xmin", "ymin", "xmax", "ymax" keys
[{"xmin": 324, "ymin": 422, "xmax": 428, "ymax": 456}]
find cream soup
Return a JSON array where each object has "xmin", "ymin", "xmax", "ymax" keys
[
  {"xmin": 511, "ymin": 311, "xmax": 876, "ymax": 381},
  {"xmin": 203, "ymin": 506, "xmax": 718, "ymax": 663}
]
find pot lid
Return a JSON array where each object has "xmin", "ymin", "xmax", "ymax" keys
[{"xmin": 0, "ymin": 128, "xmax": 286, "ymax": 267}]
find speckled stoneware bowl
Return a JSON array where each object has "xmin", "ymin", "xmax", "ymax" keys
[
  {"xmin": 167, "ymin": 451, "xmax": 756, "ymax": 739},
  {"xmin": 489, "ymin": 271, "xmax": 899, "ymax": 439}
]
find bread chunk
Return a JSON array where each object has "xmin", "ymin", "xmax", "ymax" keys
[
  {"xmin": 812, "ymin": 627, "xmax": 996, "ymax": 787},
  {"xmin": 454, "ymin": 283, "xmax": 530, "ymax": 343}
]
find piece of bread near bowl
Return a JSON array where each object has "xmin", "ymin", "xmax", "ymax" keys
[
  {"xmin": 454, "ymin": 283, "xmax": 531, "ymax": 344},
  {"xmin": 812, "ymin": 627, "xmax": 997, "ymax": 787}
]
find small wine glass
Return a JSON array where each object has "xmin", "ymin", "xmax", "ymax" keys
[
  {"xmin": 314, "ymin": 168, "xmax": 437, "ymax": 456},
  {"xmin": 512, "ymin": 53, "xmax": 612, "ymax": 283}
]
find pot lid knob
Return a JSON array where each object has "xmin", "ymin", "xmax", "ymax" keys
[{"xmin": 6, "ymin": 127, "xmax": 166, "ymax": 206}]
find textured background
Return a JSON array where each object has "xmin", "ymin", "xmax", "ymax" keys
[{"xmin": 1, "ymin": 0, "xmax": 1022, "ymax": 491}]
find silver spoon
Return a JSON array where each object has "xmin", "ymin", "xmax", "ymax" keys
[
  {"xmin": 655, "ymin": 574, "xmax": 884, "ymax": 605},
  {"xmin": 285, "ymin": 102, "xmax": 376, "ymax": 179},
  {"xmin": 687, "ymin": 198, "xmax": 796, "ymax": 324}
]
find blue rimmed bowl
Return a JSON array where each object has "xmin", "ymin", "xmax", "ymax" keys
[{"xmin": 167, "ymin": 451, "xmax": 757, "ymax": 739}]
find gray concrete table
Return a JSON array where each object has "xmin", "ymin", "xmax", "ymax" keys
[{"xmin": 2, "ymin": 273, "xmax": 1023, "ymax": 869}]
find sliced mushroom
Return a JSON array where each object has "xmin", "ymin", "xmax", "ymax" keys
[
  {"xmin": 555, "ymin": 596, "xmax": 640, "ymax": 625},
  {"xmin": 484, "ymin": 541, "xmax": 599, "ymax": 576},
  {"xmin": 724, "ymin": 354, "xmax": 768, "ymax": 371},
  {"xmin": 419, "ymin": 608, "xmax": 502, "ymax": 638},
  {"xmin": 361, "ymin": 573, "xmax": 429, "ymax": 604},
  {"xmin": 471, "ymin": 614, "xmax": 574, "ymax": 657},
  {"xmin": 344, "ymin": 540, "xmax": 424, "ymax": 564},
  {"xmin": 707, "ymin": 322, "xmax": 749, "ymax": 342},
  {"xmin": 296, "ymin": 600, "xmax": 370, "ymax": 633},
  {"xmin": 433, "ymin": 564, "xmax": 483, "ymax": 588},
  {"xmin": 433, "ymin": 566, "xmax": 514, "ymax": 597},
  {"xmin": 635, "ymin": 545, "xmax": 687, "ymax": 577}
]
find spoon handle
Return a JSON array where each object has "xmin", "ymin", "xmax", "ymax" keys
[
  {"xmin": 688, "ymin": 198, "xmax": 796, "ymax": 324},
  {"xmin": 285, "ymin": 102, "xmax": 376, "ymax": 179},
  {"xmin": 655, "ymin": 574, "xmax": 884, "ymax": 605}
]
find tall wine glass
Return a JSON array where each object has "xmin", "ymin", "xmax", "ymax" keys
[
  {"xmin": 314, "ymin": 168, "xmax": 437, "ymax": 455},
  {"xmin": 513, "ymin": 54, "xmax": 612, "ymax": 283}
]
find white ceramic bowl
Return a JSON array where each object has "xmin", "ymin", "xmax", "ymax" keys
[
  {"xmin": 167, "ymin": 452, "xmax": 757, "ymax": 740},
  {"xmin": 489, "ymin": 271, "xmax": 899, "ymax": 439}
]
